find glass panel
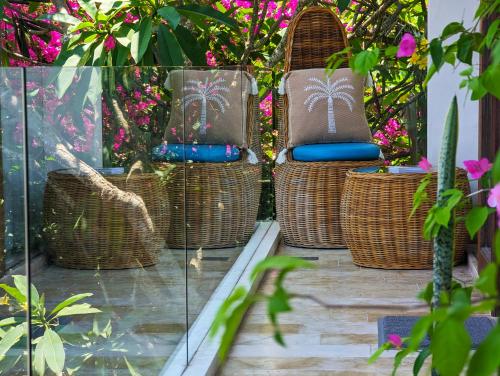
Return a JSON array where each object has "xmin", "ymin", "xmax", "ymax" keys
[
  {"xmin": 26, "ymin": 66, "xmax": 187, "ymax": 375},
  {"xmin": 0, "ymin": 67, "xmax": 29, "ymax": 375}
]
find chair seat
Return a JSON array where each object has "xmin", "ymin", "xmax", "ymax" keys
[
  {"xmin": 152, "ymin": 144, "xmax": 240, "ymax": 163},
  {"xmin": 292, "ymin": 143, "xmax": 381, "ymax": 162}
]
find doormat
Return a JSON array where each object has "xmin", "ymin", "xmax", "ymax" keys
[{"xmin": 378, "ymin": 315, "xmax": 495, "ymax": 349}]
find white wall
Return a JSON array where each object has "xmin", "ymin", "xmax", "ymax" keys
[{"xmin": 427, "ymin": 0, "xmax": 479, "ymax": 167}]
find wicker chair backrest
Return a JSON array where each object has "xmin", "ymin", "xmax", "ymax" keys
[{"xmin": 284, "ymin": 6, "xmax": 349, "ymax": 73}]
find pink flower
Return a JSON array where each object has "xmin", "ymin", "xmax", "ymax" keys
[
  {"xmin": 396, "ymin": 33, "xmax": 416, "ymax": 58},
  {"xmin": 387, "ymin": 334, "xmax": 403, "ymax": 349},
  {"xmin": 418, "ymin": 156, "xmax": 433, "ymax": 172},
  {"xmin": 487, "ymin": 183, "xmax": 500, "ymax": 228},
  {"xmin": 463, "ymin": 158, "xmax": 493, "ymax": 180},
  {"xmin": 124, "ymin": 13, "xmax": 139, "ymax": 24},
  {"xmin": 104, "ymin": 35, "xmax": 116, "ymax": 52},
  {"xmin": 206, "ymin": 51, "xmax": 217, "ymax": 67}
]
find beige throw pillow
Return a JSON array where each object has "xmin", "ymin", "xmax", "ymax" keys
[
  {"xmin": 165, "ymin": 69, "xmax": 255, "ymax": 145},
  {"xmin": 284, "ymin": 68, "xmax": 372, "ymax": 147}
]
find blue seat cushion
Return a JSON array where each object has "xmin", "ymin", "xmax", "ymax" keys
[
  {"xmin": 152, "ymin": 144, "xmax": 240, "ymax": 163},
  {"xmin": 292, "ymin": 143, "xmax": 381, "ymax": 162}
]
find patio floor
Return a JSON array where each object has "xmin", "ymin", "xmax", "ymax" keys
[
  {"xmin": 27, "ymin": 246, "xmax": 243, "ymax": 375},
  {"xmin": 218, "ymin": 243, "xmax": 476, "ymax": 375}
]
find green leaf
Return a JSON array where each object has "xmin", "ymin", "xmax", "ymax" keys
[
  {"xmin": 158, "ymin": 6, "xmax": 181, "ymax": 30},
  {"xmin": 218, "ymin": 298, "xmax": 252, "ymax": 360},
  {"xmin": 210, "ymin": 286, "xmax": 247, "ymax": 338},
  {"xmin": 0, "ymin": 284, "xmax": 26, "ymax": 305},
  {"xmin": 115, "ymin": 25, "xmax": 134, "ymax": 48},
  {"xmin": 417, "ymin": 282, "xmax": 433, "ymax": 306},
  {"xmin": 431, "ymin": 319, "xmax": 471, "ymax": 376},
  {"xmin": 353, "ymin": 49, "xmax": 380, "ymax": 76},
  {"xmin": 250, "ymin": 256, "xmax": 315, "ymax": 282},
  {"xmin": 157, "ymin": 24, "xmax": 184, "ymax": 66},
  {"xmin": 368, "ymin": 343, "xmax": 390, "ymax": 364},
  {"xmin": 474, "ymin": 263, "xmax": 498, "ymax": 296},
  {"xmin": 441, "ymin": 22, "xmax": 465, "ymax": 40},
  {"xmin": 13, "ymin": 275, "xmax": 39, "ymax": 307},
  {"xmin": 0, "ymin": 323, "xmax": 26, "ymax": 359},
  {"xmin": 467, "ymin": 324, "xmax": 500, "ymax": 376},
  {"xmin": 480, "ymin": 64, "xmax": 500, "ymax": 100},
  {"xmin": 54, "ymin": 303, "xmax": 101, "ymax": 318},
  {"xmin": 411, "ymin": 174, "xmax": 431, "ymax": 217},
  {"xmin": 0, "ymin": 317, "xmax": 23, "ymax": 328},
  {"xmin": 49, "ymin": 293, "xmax": 93, "ymax": 316},
  {"xmin": 465, "ymin": 206, "xmax": 490, "ymax": 239},
  {"xmin": 434, "ymin": 207, "xmax": 451, "ymax": 227},
  {"xmin": 176, "ymin": 4, "xmax": 238, "ymax": 30},
  {"xmin": 124, "ymin": 357, "xmax": 143, "ymax": 376},
  {"xmin": 485, "ymin": 19, "xmax": 499, "ymax": 48},
  {"xmin": 40, "ymin": 329, "xmax": 65, "ymax": 374},
  {"xmin": 413, "ymin": 347, "xmax": 430, "ymax": 376},
  {"xmin": 174, "ymin": 25, "xmax": 205, "ymax": 66},
  {"xmin": 492, "ymin": 151, "xmax": 500, "ymax": 185},
  {"xmin": 457, "ymin": 34, "xmax": 474, "ymax": 65},
  {"xmin": 33, "ymin": 336, "xmax": 46, "ymax": 376},
  {"xmin": 92, "ymin": 41, "xmax": 104, "ymax": 66},
  {"xmin": 77, "ymin": 0, "xmax": 97, "ymax": 20},
  {"xmin": 385, "ymin": 46, "xmax": 398, "ymax": 57},
  {"xmin": 267, "ymin": 286, "xmax": 292, "ymax": 346},
  {"xmin": 130, "ymin": 18, "xmax": 152, "ymax": 64},
  {"xmin": 39, "ymin": 12, "xmax": 81, "ymax": 26},
  {"xmin": 337, "ymin": 0, "xmax": 350, "ymax": 12},
  {"xmin": 408, "ymin": 315, "xmax": 433, "ymax": 351},
  {"xmin": 430, "ymin": 38, "xmax": 443, "ymax": 69}
]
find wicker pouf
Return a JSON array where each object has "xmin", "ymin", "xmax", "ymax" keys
[
  {"xmin": 156, "ymin": 162, "xmax": 262, "ymax": 249},
  {"xmin": 275, "ymin": 159, "xmax": 383, "ymax": 248},
  {"xmin": 340, "ymin": 168, "xmax": 471, "ymax": 269},
  {"xmin": 43, "ymin": 169, "xmax": 169, "ymax": 269}
]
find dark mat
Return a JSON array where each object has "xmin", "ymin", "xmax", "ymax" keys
[{"xmin": 378, "ymin": 315, "xmax": 496, "ymax": 349}]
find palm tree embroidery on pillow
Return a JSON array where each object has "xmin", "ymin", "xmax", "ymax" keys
[
  {"xmin": 304, "ymin": 76, "xmax": 355, "ymax": 133},
  {"xmin": 183, "ymin": 77, "xmax": 230, "ymax": 135}
]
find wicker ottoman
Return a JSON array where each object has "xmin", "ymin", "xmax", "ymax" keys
[
  {"xmin": 155, "ymin": 162, "xmax": 262, "ymax": 249},
  {"xmin": 340, "ymin": 167, "xmax": 471, "ymax": 269},
  {"xmin": 43, "ymin": 169, "xmax": 169, "ymax": 269},
  {"xmin": 275, "ymin": 159, "xmax": 383, "ymax": 248}
]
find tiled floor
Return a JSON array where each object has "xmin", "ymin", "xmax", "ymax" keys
[
  {"xmin": 218, "ymin": 244, "xmax": 475, "ymax": 375},
  {"xmin": 2, "ymin": 246, "xmax": 243, "ymax": 375}
]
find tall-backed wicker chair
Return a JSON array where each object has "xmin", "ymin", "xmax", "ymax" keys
[
  {"xmin": 155, "ymin": 68, "xmax": 262, "ymax": 249},
  {"xmin": 275, "ymin": 7, "xmax": 382, "ymax": 248}
]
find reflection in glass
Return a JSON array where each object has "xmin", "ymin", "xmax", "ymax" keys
[{"xmin": 0, "ymin": 67, "xmax": 29, "ymax": 375}]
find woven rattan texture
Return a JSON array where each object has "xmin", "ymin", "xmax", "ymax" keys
[
  {"xmin": 276, "ymin": 6, "xmax": 381, "ymax": 248},
  {"xmin": 159, "ymin": 162, "xmax": 262, "ymax": 249},
  {"xmin": 275, "ymin": 160, "xmax": 382, "ymax": 248},
  {"xmin": 284, "ymin": 7, "xmax": 349, "ymax": 72},
  {"xmin": 44, "ymin": 172, "xmax": 169, "ymax": 269},
  {"xmin": 340, "ymin": 169, "xmax": 471, "ymax": 269}
]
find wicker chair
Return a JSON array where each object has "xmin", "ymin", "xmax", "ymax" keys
[
  {"xmin": 156, "ymin": 73, "xmax": 262, "ymax": 249},
  {"xmin": 275, "ymin": 7, "xmax": 382, "ymax": 248}
]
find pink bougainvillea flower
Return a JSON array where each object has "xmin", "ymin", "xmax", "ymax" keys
[
  {"xmin": 418, "ymin": 156, "xmax": 433, "ymax": 172},
  {"xmin": 463, "ymin": 158, "xmax": 493, "ymax": 180},
  {"xmin": 387, "ymin": 334, "xmax": 403, "ymax": 349},
  {"xmin": 396, "ymin": 33, "xmax": 416, "ymax": 58},
  {"xmin": 104, "ymin": 35, "xmax": 116, "ymax": 52},
  {"xmin": 206, "ymin": 51, "xmax": 217, "ymax": 67},
  {"xmin": 487, "ymin": 183, "xmax": 500, "ymax": 228}
]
